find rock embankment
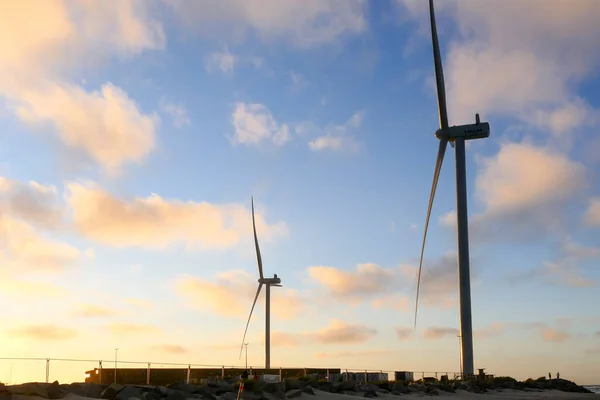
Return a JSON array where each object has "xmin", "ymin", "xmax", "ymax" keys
[{"xmin": 0, "ymin": 377, "xmax": 593, "ymax": 400}]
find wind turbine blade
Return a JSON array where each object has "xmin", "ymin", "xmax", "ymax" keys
[
  {"xmin": 414, "ymin": 138, "xmax": 448, "ymax": 329},
  {"xmin": 429, "ymin": 0, "xmax": 449, "ymax": 130},
  {"xmin": 251, "ymin": 196, "xmax": 264, "ymax": 280},
  {"xmin": 240, "ymin": 283, "xmax": 263, "ymax": 358}
]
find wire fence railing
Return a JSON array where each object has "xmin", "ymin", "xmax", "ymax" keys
[{"xmin": 0, "ymin": 357, "xmax": 464, "ymax": 386}]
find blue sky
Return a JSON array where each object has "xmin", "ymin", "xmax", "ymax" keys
[{"xmin": 0, "ymin": 0, "xmax": 599, "ymax": 386}]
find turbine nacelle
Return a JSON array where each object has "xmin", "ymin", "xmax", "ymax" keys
[
  {"xmin": 258, "ymin": 275, "xmax": 282, "ymax": 285},
  {"xmin": 435, "ymin": 114, "xmax": 490, "ymax": 141}
]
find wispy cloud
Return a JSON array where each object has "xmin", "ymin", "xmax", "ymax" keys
[
  {"xmin": 423, "ymin": 326, "xmax": 459, "ymax": 340},
  {"xmin": 8, "ymin": 325, "xmax": 77, "ymax": 341},
  {"xmin": 230, "ymin": 103, "xmax": 291, "ymax": 147}
]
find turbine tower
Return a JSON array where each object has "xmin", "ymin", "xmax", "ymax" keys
[
  {"xmin": 240, "ymin": 197, "xmax": 282, "ymax": 370},
  {"xmin": 413, "ymin": 0, "xmax": 491, "ymax": 377}
]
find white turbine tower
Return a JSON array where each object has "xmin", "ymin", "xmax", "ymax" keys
[
  {"xmin": 240, "ymin": 197, "xmax": 282, "ymax": 370},
  {"xmin": 413, "ymin": 0, "xmax": 491, "ymax": 377}
]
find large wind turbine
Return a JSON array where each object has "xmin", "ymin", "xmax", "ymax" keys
[
  {"xmin": 240, "ymin": 197, "xmax": 282, "ymax": 370},
  {"xmin": 413, "ymin": 0, "xmax": 490, "ymax": 376}
]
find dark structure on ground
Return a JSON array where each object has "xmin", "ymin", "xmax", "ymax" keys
[{"xmin": 84, "ymin": 367, "xmax": 340, "ymax": 386}]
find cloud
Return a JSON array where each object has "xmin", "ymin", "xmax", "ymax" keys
[
  {"xmin": 403, "ymin": 253, "xmax": 462, "ymax": 308},
  {"xmin": 443, "ymin": 142, "xmax": 587, "ymax": 242},
  {"xmin": 396, "ymin": 0, "xmax": 600, "ymax": 134},
  {"xmin": 150, "ymin": 344, "xmax": 188, "ymax": 354},
  {"xmin": 0, "ymin": 216, "xmax": 83, "ymax": 275},
  {"xmin": 303, "ymin": 110, "xmax": 365, "ymax": 153},
  {"xmin": 0, "ymin": 280, "xmax": 67, "ymax": 298},
  {"xmin": 107, "ymin": 323, "xmax": 160, "ymax": 335},
  {"xmin": 423, "ymin": 327, "xmax": 459, "ymax": 340},
  {"xmin": 396, "ymin": 327, "xmax": 413, "ymax": 341},
  {"xmin": 289, "ymin": 71, "xmax": 309, "ymax": 93},
  {"xmin": 205, "ymin": 49, "xmax": 264, "ymax": 75},
  {"xmin": 206, "ymin": 49, "xmax": 238, "ymax": 74},
  {"xmin": 308, "ymin": 136, "xmax": 359, "ymax": 153},
  {"xmin": 230, "ymin": 103, "xmax": 291, "ymax": 147},
  {"xmin": 315, "ymin": 320, "xmax": 377, "ymax": 344},
  {"xmin": 7, "ymin": 325, "xmax": 77, "ymax": 341},
  {"xmin": 160, "ymin": 100, "xmax": 190, "ymax": 128},
  {"xmin": 65, "ymin": 181, "xmax": 288, "ymax": 250},
  {"xmin": 15, "ymin": 82, "xmax": 158, "ymax": 175},
  {"xmin": 173, "ymin": 270, "xmax": 305, "ymax": 320},
  {"xmin": 315, "ymin": 349, "xmax": 393, "ymax": 359},
  {"xmin": 272, "ymin": 331, "xmax": 304, "ymax": 348},
  {"xmin": 272, "ymin": 319, "xmax": 378, "ymax": 347},
  {"xmin": 0, "ymin": 1, "xmax": 164, "ymax": 174},
  {"xmin": 173, "ymin": 271, "xmax": 254, "ymax": 318},
  {"xmin": 0, "ymin": 177, "xmax": 63, "ymax": 229},
  {"xmin": 307, "ymin": 263, "xmax": 396, "ymax": 300},
  {"xmin": 542, "ymin": 328, "xmax": 571, "ymax": 343},
  {"xmin": 584, "ymin": 198, "xmax": 600, "ymax": 226},
  {"xmin": 474, "ymin": 322, "xmax": 511, "ymax": 339},
  {"xmin": 371, "ymin": 295, "xmax": 410, "ymax": 312},
  {"xmin": 166, "ymin": 0, "xmax": 368, "ymax": 49},
  {"xmin": 125, "ymin": 298, "xmax": 154, "ymax": 311},
  {"xmin": 72, "ymin": 304, "xmax": 120, "ymax": 318},
  {"xmin": 475, "ymin": 142, "xmax": 586, "ymax": 216},
  {"xmin": 508, "ymin": 237, "xmax": 599, "ymax": 287}
]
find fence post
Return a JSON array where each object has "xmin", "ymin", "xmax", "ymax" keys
[
  {"xmin": 222, "ymin": 366, "xmax": 225, "ymax": 380},
  {"xmin": 147, "ymin": 363, "xmax": 151, "ymax": 385},
  {"xmin": 326, "ymin": 369, "xmax": 330, "ymax": 382},
  {"xmin": 279, "ymin": 367, "xmax": 282, "ymax": 382},
  {"xmin": 99, "ymin": 361, "xmax": 103, "ymax": 384},
  {"xmin": 303, "ymin": 368, "xmax": 307, "ymax": 376},
  {"xmin": 364, "ymin": 370, "xmax": 367, "ymax": 384},
  {"xmin": 435, "ymin": 372, "xmax": 438, "ymax": 379},
  {"xmin": 45, "ymin": 359, "xmax": 50, "ymax": 383},
  {"xmin": 187, "ymin": 365, "xmax": 191, "ymax": 384}
]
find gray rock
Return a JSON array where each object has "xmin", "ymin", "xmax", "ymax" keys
[
  {"xmin": 283, "ymin": 380, "xmax": 304, "ymax": 392},
  {"xmin": 262, "ymin": 383, "xmax": 283, "ymax": 395},
  {"xmin": 424, "ymin": 387, "xmax": 439, "ymax": 396},
  {"xmin": 116, "ymin": 387, "xmax": 146, "ymax": 400},
  {"xmin": 363, "ymin": 392, "xmax": 377, "ymax": 398},
  {"xmin": 67, "ymin": 383, "xmax": 107, "ymax": 399},
  {"xmin": 165, "ymin": 389, "xmax": 188, "ymax": 400},
  {"xmin": 285, "ymin": 390, "xmax": 302, "ymax": 399},
  {"xmin": 101, "ymin": 384, "xmax": 125, "ymax": 400},
  {"xmin": 332, "ymin": 381, "xmax": 356, "ymax": 393},
  {"xmin": 299, "ymin": 387, "xmax": 314, "ymax": 396},
  {"xmin": 357, "ymin": 385, "xmax": 379, "ymax": 393},
  {"xmin": 391, "ymin": 384, "xmax": 408, "ymax": 395},
  {"xmin": 220, "ymin": 393, "xmax": 237, "ymax": 400}
]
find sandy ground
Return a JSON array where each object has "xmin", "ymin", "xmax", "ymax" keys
[
  {"xmin": 311, "ymin": 389, "xmax": 596, "ymax": 400},
  {"xmin": 10, "ymin": 389, "xmax": 597, "ymax": 400}
]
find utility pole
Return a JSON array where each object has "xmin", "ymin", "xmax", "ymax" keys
[{"xmin": 114, "ymin": 348, "xmax": 119, "ymax": 384}]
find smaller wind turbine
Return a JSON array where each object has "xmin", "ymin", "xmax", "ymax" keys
[{"xmin": 240, "ymin": 197, "xmax": 282, "ymax": 370}]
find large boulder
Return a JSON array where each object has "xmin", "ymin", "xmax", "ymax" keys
[
  {"xmin": 282, "ymin": 380, "xmax": 304, "ymax": 393},
  {"xmin": 8, "ymin": 383, "xmax": 68, "ymax": 399},
  {"xmin": 116, "ymin": 386, "xmax": 146, "ymax": 400},
  {"xmin": 101, "ymin": 384, "xmax": 125, "ymax": 400},
  {"xmin": 331, "ymin": 381, "xmax": 356, "ymax": 394},
  {"xmin": 66, "ymin": 384, "xmax": 107, "ymax": 399}
]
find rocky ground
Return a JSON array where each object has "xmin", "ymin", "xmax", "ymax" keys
[{"xmin": 0, "ymin": 377, "xmax": 594, "ymax": 400}]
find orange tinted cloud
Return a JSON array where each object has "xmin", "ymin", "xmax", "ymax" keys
[
  {"xmin": 8, "ymin": 324, "xmax": 77, "ymax": 341},
  {"xmin": 65, "ymin": 182, "xmax": 288, "ymax": 250},
  {"xmin": 423, "ymin": 327, "xmax": 459, "ymax": 340}
]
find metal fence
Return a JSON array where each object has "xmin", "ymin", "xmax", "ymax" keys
[{"xmin": 0, "ymin": 357, "xmax": 461, "ymax": 386}]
